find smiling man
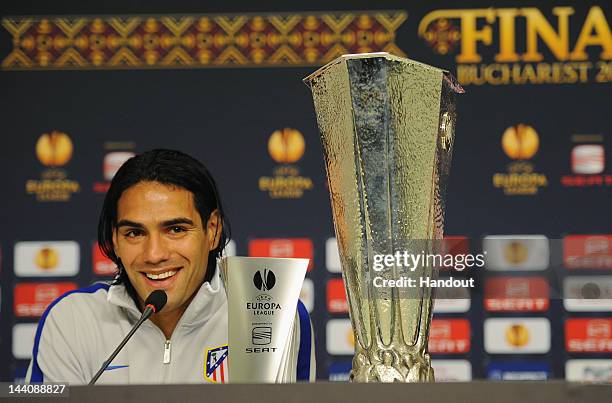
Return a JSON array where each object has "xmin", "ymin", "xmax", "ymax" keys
[
  {"xmin": 26, "ymin": 149, "xmax": 315, "ymax": 384},
  {"xmin": 112, "ymin": 180, "xmax": 219, "ymax": 340}
]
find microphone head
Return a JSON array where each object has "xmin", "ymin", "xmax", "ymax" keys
[{"xmin": 144, "ymin": 290, "xmax": 167, "ymax": 313}]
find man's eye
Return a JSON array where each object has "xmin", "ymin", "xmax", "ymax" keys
[
  {"xmin": 125, "ymin": 230, "xmax": 143, "ymax": 238},
  {"xmin": 169, "ymin": 226, "xmax": 186, "ymax": 234}
]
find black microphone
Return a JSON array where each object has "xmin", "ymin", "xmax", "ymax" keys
[{"xmin": 89, "ymin": 290, "xmax": 167, "ymax": 385}]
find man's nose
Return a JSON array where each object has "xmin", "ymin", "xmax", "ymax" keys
[{"xmin": 143, "ymin": 232, "xmax": 171, "ymax": 264}]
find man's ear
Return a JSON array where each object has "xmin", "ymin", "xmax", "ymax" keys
[{"xmin": 206, "ymin": 209, "xmax": 222, "ymax": 250}]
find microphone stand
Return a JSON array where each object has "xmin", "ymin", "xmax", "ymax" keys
[{"xmin": 89, "ymin": 305, "xmax": 156, "ymax": 385}]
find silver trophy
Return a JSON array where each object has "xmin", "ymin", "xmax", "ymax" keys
[
  {"xmin": 304, "ymin": 53, "xmax": 463, "ymax": 382},
  {"xmin": 219, "ymin": 256, "xmax": 308, "ymax": 383}
]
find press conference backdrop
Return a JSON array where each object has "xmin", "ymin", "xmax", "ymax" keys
[{"xmin": 0, "ymin": 0, "xmax": 610, "ymax": 383}]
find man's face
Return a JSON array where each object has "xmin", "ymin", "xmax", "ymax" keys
[{"xmin": 112, "ymin": 181, "xmax": 220, "ymax": 313}]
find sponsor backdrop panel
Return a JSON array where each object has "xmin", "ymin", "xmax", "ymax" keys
[{"xmin": 0, "ymin": 0, "xmax": 610, "ymax": 382}]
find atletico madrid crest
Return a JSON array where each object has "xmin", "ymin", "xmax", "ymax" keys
[{"xmin": 204, "ymin": 345, "xmax": 228, "ymax": 383}]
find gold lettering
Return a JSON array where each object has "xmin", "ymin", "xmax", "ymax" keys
[
  {"xmin": 537, "ymin": 62, "xmax": 552, "ymax": 83},
  {"xmin": 570, "ymin": 6, "xmax": 612, "ymax": 60},
  {"xmin": 521, "ymin": 63, "xmax": 537, "ymax": 83},
  {"xmin": 427, "ymin": 6, "xmax": 611, "ymax": 66},
  {"xmin": 595, "ymin": 61, "xmax": 612, "ymax": 82},
  {"xmin": 258, "ymin": 177, "xmax": 270, "ymax": 190},
  {"xmin": 456, "ymin": 9, "xmax": 496, "ymax": 63},
  {"xmin": 484, "ymin": 63, "xmax": 510, "ymax": 85},
  {"xmin": 511, "ymin": 63, "xmax": 524, "ymax": 84},
  {"xmin": 456, "ymin": 64, "xmax": 487, "ymax": 85},
  {"xmin": 457, "ymin": 62, "xmax": 596, "ymax": 85},
  {"xmin": 576, "ymin": 61, "xmax": 592, "ymax": 82},
  {"xmin": 493, "ymin": 172, "xmax": 548, "ymax": 194},
  {"xmin": 523, "ymin": 7, "xmax": 574, "ymax": 62},
  {"xmin": 496, "ymin": 8, "xmax": 520, "ymax": 62}
]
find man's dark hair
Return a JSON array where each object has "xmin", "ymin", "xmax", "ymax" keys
[{"xmin": 97, "ymin": 149, "xmax": 230, "ymax": 303}]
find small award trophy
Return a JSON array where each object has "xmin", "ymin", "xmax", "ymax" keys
[{"xmin": 219, "ymin": 256, "xmax": 308, "ymax": 382}]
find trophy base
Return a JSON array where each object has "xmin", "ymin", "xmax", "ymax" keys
[{"xmin": 349, "ymin": 348, "xmax": 435, "ymax": 383}]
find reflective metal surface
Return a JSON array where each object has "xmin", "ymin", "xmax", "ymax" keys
[
  {"xmin": 219, "ymin": 256, "xmax": 308, "ymax": 383},
  {"xmin": 305, "ymin": 52, "xmax": 463, "ymax": 382}
]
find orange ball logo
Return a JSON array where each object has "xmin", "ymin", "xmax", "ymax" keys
[
  {"xmin": 35, "ymin": 247, "xmax": 59, "ymax": 270},
  {"xmin": 501, "ymin": 124, "xmax": 539, "ymax": 160},
  {"xmin": 36, "ymin": 131, "xmax": 73, "ymax": 167},
  {"xmin": 504, "ymin": 241, "xmax": 528, "ymax": 265},
  {"xmin": 505, "ymin": 324, "xmax": 530, "ymax": 347},
  {"xmin": 347, "ymin": 328, "xmax": 355, "ymax": 348},
  {"xmin": 267, "ymin": 128, "xmax": 305, "ymax": 164}
]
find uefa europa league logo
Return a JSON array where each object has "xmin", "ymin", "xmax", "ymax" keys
[{"xmin": 253, "ymin": 269, "xmax": 276, "ymax": 291}]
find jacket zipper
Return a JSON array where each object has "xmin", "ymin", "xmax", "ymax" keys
[{"xmin": 163, "ymin": 340, "xmax": 171, "ymax": 364}]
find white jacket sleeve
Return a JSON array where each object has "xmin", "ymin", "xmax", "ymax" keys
[{"xmin": 25, "ymin": 297, "xmax": 89, "ymax": 384}]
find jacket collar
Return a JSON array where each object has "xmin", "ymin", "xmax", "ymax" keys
[{"xmin": 106, "ymin": 269, "xmax": 227, "ymax": 328}]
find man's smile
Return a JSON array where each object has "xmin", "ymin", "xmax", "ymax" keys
[
  {"xmin": 141, "ymin": 267, "xmax": 183, "ymax": 288},
  {"xmin": 145, "ymin": 270, "xmax": 177, "ymax": 280}
]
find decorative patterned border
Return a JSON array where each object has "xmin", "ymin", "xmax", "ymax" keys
[{"xmin": 1, "ymin": 11, "xmax": 407, "ymax": 70}]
